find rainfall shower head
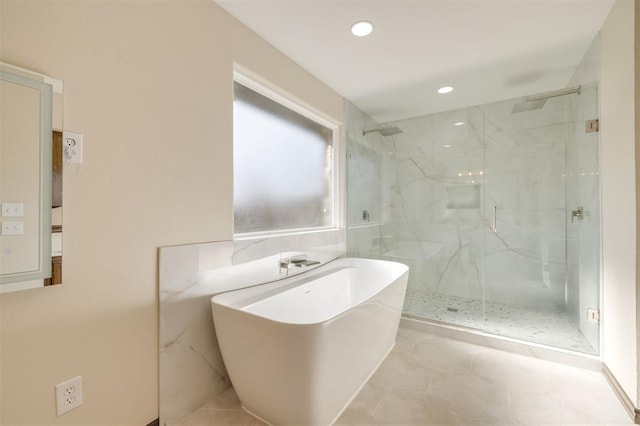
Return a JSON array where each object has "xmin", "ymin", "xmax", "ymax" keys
[
  {"xmin": 362, "ymin": 125, "xmax": 403, "ymax": 137},
  {"xmin": 512, "ymin": 99, "xmax": 547, "ymax": 113}
]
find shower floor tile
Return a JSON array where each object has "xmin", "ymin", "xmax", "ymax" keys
[{"xmin": 403, "ymin": 289, "xmax": 597, "ymax": 354}]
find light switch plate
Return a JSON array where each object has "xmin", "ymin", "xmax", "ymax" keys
[
  {"xmin": 1, "ymin": 221, "xmax": 24, "ymax": 235},
  {"xmin": 1, "ymin": 203, "xmax": 23, "ymax": 217}
]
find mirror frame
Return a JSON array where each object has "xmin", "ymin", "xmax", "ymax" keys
[{"xmin": 0, "ymin": 63, "xmax": 62, "ymax": 292}]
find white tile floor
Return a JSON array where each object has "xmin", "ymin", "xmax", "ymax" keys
[
  {"xmin": 178, "ymin": 324, "xmax": 632, "ymax": 426},
  {"xmin": 403, "ymin": 289, "xmax": 597, "ymax": 354}
]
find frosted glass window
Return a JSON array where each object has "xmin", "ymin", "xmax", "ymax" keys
[{"xmin": 233, "ymin": 82, "xmax": 334, "ymax": 234}]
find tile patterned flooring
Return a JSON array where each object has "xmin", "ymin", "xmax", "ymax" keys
[
  {"xmin": 403, "ymin": 289, "xmax": 597, "ymax": 354},
  {"xmin": 177, "ymin": 324, "xmax": 631, "ymax": 426}
]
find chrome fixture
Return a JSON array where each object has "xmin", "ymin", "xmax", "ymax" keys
[
  {"xmin": 512, "ymin": 86, "xmax": 582, "ymax": 113},
  {"xmin": 525, "ymin": 86, "xmax": 582, "ymax": 102},
  {"xmin": 279, "ymin": 255, "xmax": 321, "ymax": 276},
  {"xmin": 512, "ymin": 99, "xmax": 547, "ymax": 113},
  {"xmin": 571, "ymin": 206, "xmax": 584, "ymax": 222},
  {"xmin": 585, "ymin": 118, "xmax": 599, "ymax": 133},
  {"xmin": 362, "ymin": 125, "xmax": 403, "ymax": 137},
  {"xmin": 362, "ymin": 210, "xmax": 370, "ymax": 222}
]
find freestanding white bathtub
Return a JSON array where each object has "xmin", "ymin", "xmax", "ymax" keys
[{"xmin": 211, "ymin": 257, "xmax": 408, "ymax": 426}]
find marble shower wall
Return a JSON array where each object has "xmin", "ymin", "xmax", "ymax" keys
[
  {"xmin": 344, "ymin": 39, "xmax": 600, "ymax": 352},
  {"xmin": 346, "ymin": 101, "xmax": 395, "ymax": 259},
  {"xmin": 159, "ymin": 230, "xmax": 345, "ymax": 425},
  {"xmin": 384, "ymin": 107, "xmax": 485, "ymax": 300}
]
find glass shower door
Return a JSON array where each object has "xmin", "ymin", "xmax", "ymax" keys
[
  {"xmin": 565, "ymin": 84, "xmax": 600, "ymax": 354},
  {"xmin": 482, "ymin": 91, "xmax": 599, "ymax": 354},
  {"xmin": 345, "ymin": 89, "xmax": 601, "ymax": 355},
  {"xmin": 389, "ymin": 107, "xmax": 487, "ymax": 330}
]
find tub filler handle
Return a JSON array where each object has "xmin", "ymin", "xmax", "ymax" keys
[
  {"xmin": 279, "ymin": 256, "xmax": 321, "ymax": 276},
  {"xmin": 291, "ymin": 259, "xmax": 321, "ymax": 267}
]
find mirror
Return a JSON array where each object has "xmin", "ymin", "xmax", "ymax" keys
[{"xmin": 0, "ymin": 62, "xmax": 63, "ymax": 293}]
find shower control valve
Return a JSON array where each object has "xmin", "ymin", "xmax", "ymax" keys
[{"xmin": 571, "ymin": 206, "xmax": 584, "ymax": 223}]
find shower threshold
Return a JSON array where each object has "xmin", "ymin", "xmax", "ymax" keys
[{"xmin": 399, "ymin": 315, "xmax": 602, "ymax": 372}]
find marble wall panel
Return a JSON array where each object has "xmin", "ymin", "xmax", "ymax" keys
[{"xmin": 159, "ymin": 230, "xmax": 346, "ymax": 425}]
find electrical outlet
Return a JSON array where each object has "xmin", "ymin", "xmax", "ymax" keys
[
  {"xmin": 63, "ymin": 131, "xmax": 83, "ymax": 164},
  {"xmin": 55, "ymin": 376, "xmax": 83, "ymax": 416}
]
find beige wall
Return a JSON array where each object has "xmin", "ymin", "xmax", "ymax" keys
[
  {"xmin": 600, "ymin": 0, "xmax": 638, "ymax": 406},
  {"xmin": 2, "ymin": 0, "xmax": 638, "ymax": 423},
  {"xmin": 0, "ymin": 1, "xmax": 343, "ymax": 424},
  {"xmin": 636, "ymin": 0, "xmax": 640, "ymax": 408}
]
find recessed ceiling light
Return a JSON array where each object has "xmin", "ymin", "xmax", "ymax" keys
[
  {"xmin": 443, "ymin": 144, "xmax": 452, "ymax": 148},
  {"xmin": 437, "ymin": 86, "xmax": 454, "ymax": 94},
  {"xmin": 351, "ymin": 21, "xmax": 373, "ymax": 37},
  {"xmin": 453, "ymin": 121, "xmax": 465, "ymax": 126}
]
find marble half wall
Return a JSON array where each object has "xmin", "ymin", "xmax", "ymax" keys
[{"xmin": 159, "ymin": 230, "xmax": 346, "ymax": 425}]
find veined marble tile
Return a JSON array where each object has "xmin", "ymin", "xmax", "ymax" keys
[
  {"xmin": 351, "ymin": 79, "xmax": 602, "ymax": 353},
  {"xmin": 159, "ymin": 229, "xmax": 346, "ymax": 425}
]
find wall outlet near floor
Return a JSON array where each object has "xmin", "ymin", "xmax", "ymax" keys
[
  {"xmin": 587, "ymin": 308, "xmax": 600, "ymax": 322},
  {"xmin": 55, "ymin": 376, "xmax": 83, "ymax": 416}
]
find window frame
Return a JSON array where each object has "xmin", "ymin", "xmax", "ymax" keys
[{"xmin": 232, "ymin": 70, "xmax": 342, "ymax": 239}]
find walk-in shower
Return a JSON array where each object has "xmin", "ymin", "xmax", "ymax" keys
[{"xmin": 346, "ymin": 58, "xmax": 600, "ymax": 354}]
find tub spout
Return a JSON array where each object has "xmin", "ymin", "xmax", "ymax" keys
[
  {"xmin": 279, "ymin": 256, "xmax": 320, "ymax": 276},
  {"xmin": 291, "ymin": 259, "xmax": 320, "ymax": 267}
]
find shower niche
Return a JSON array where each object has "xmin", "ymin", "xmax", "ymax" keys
[{"xmin": 445, "ymin": 184, "xmax": 480, "ymax": 209}]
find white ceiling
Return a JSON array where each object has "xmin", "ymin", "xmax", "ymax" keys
[{"xmin": 216, "ymin": 0, "xmax": 615, "ymax": 123}]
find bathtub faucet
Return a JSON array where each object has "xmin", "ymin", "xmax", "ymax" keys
[{"xmin": 279, "ymin": 255, "xmax": 321, "ymax": 276}]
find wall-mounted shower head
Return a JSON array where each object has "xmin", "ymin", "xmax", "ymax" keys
[
  {"xmin": 512, "ymin": 99, "xmax": 547, "ymax": 113},
  {"xmin": 525, "ymin": 85, "xmax": 581, "ymax": 102},
  {"xmin": 362, "ymin": 125, "xmax": 403, "ymax": 137},
  {"xmin": 511, "ymin": 85, "xmax": 582, "ymax": 114}
]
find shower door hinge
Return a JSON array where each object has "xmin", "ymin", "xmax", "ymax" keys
[
  {"xmin": 585, "ymin": 118, "xmax": 599, "ymax": 133},
  {"xmin": 587, "ymin": 308, "xmax": 600, "ymax": 322}
]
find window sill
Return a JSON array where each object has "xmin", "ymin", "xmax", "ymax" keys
[{"xmin": 234, "ymin": 226, "xmax": 344, "ymax": 241}]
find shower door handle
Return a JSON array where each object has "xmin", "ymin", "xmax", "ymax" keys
[{"xmin": 492, "ymin": 205, "xmax": 497, "ymax": 233}]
